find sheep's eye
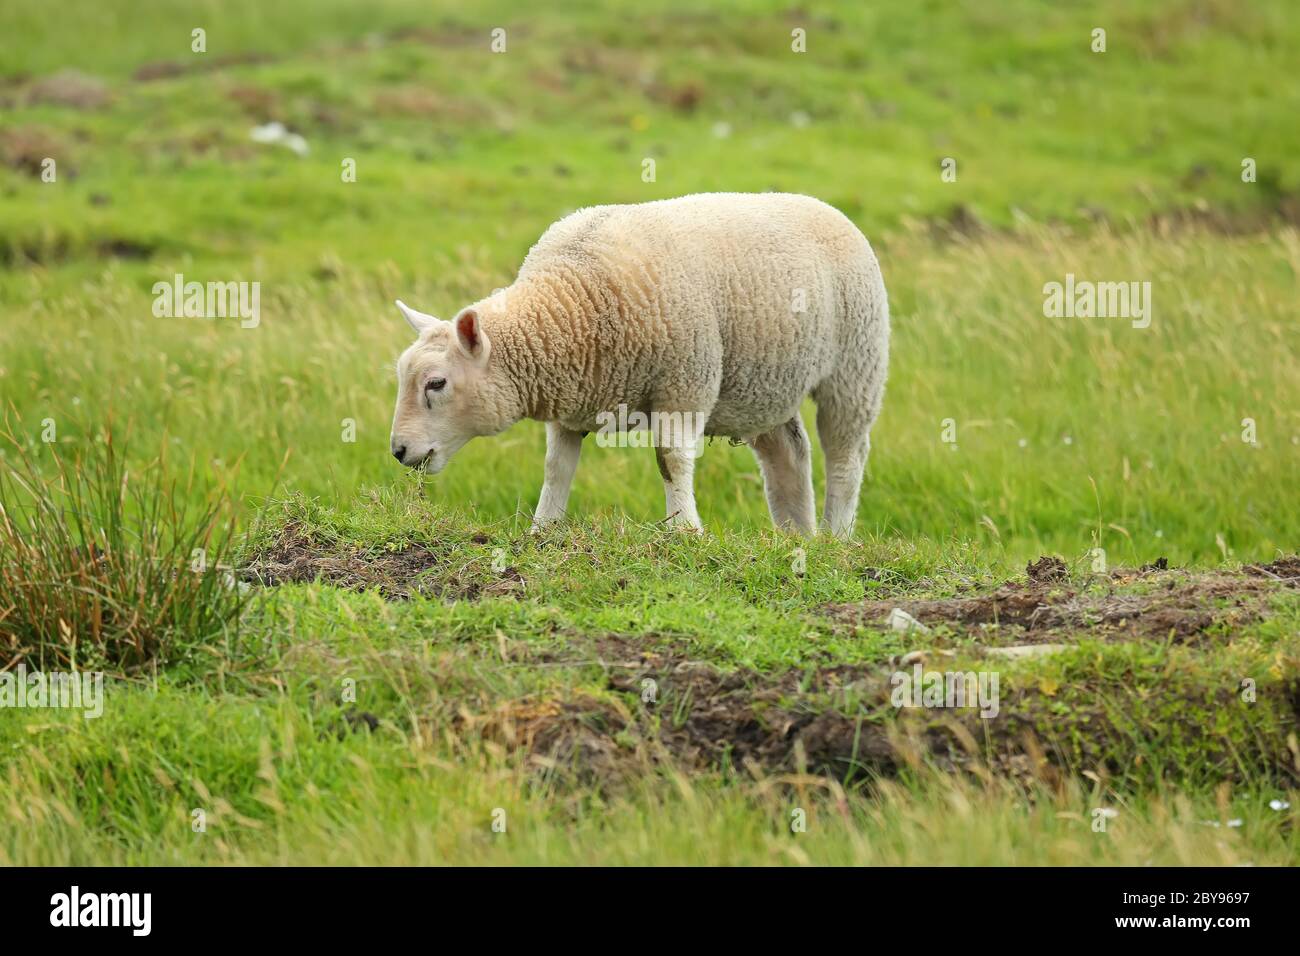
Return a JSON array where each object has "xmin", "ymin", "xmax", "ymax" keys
[{"xmin": 425, "ymin": 378, "xmax": 446, "ymax": 393}]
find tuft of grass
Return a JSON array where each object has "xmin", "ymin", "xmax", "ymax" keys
[{"xmin": 0, "ymin": 422, "xmax": 246, "ymax": 671}]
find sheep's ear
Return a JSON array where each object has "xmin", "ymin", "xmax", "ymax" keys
[
  {"xmin": 395, "ymin": 299, "xmax": 439, "ymax": 334},
  {"xmin": 454, "ymin": 308, "xmax": 489, "ymax": 361}
]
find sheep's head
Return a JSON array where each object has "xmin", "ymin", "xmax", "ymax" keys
[{"xmin": 389, "ymin": 299, "xmax": 505, "ymax": 475}]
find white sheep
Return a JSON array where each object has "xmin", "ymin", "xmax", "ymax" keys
[{"xmin": 390, "ymin": 192, "xmax": 889, "ymax": 536}]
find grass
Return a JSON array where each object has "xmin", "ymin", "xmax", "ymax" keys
[
  {"xmin": 0, "ymin": 423, "xmax": 247, "ymax": 671},
  {"xmin": 3, "ymin": 229, "xmax": 1296, "ymax": 564},
  {"xmin": 0, "ymin": 0, "xmax": 1297, "ymax": 865}
]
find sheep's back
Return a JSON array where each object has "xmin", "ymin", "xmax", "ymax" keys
[{"xmin": 517, "ymin": 194, "xmax": 883, "ymax": 429}]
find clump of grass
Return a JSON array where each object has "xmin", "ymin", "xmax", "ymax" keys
[{"xmin": 0, "ymin": 426, "xmax": 246, "ymax": 671}]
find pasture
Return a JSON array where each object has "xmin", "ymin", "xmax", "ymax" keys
[{"xmin": 0, "ymin": 0, "xmax": 1297, "ymax": 864}]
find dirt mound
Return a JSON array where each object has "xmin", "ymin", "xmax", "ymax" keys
[
  {"xmin": 240, "ymin": 524, "xmax": 524, "ymax": 600},
  {"xmin": 23, "ymin": 70, "xmax": 110, "ymax": 109},
  {"xmin": 471, "ymin": 638, "xmax": 902, "ymax": 784},
  {"xmin": 1026, "ymin": 555, "xmax": 1068, "ymax": 583},
  {"xmin": 132, "ymin": 52, "xmax": 275, "ymax": 83},
  {"xmin": 0, "ymin": 126, "xmax": 70, "ymax": 178},
  {"xmin": 466, "ymin": 633, "xmax": 1299, "ymax": 790},
  {"xmin": 827, "ymin": 559, "xmax": 1296, "ymax": 644},
  {"xmin": 1246, "ymin": 556, "xmax": 1300, "ymax": 581},
  {"xmin": 244, "ymin": 539, "xmax": 1300, "ymax": 787}
]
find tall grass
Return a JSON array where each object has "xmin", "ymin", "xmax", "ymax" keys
[{"xmin": 0, "ymin": 424, "xmax": 246, "ymax": 671}]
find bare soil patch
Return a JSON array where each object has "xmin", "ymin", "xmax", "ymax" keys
[
  {"xmin": 469, "ymin": 631, "xmax": 1300, "ymax": 790},
  {"xmin": 132, "ymin": 53, "xmax": 275, "ymax": 82},
  {"xmin": 827, "ymin": 558, "xmax": 1296, "ymax": 645},
  {"xmin": 1245, "ymin": 556, "xmax": 1300, "ymax": 582},
  {"xmin": 0, "ymin": 126, "xmax": 71, "ymax": 178},
  {"xmin": 240, "ymin": 524, "xmax": 524, "ymax": 600},
  {"xmin": 470, "ymin": 637, "xmax": 902, "ymax": 784},
  {"xmin": 20, "ymin": 69, "xmax": 111, "ymax": 109}
]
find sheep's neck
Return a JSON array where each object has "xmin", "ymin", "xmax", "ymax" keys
[{"xmin": 489, "ymin": 274, "xmax": 603, "ymax": 424}]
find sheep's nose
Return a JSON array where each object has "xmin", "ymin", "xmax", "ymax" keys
[{"xmin": 392, "ymin": 444, "xmax": 407, "ymax": 463}]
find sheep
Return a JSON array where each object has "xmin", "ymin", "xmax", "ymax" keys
[{"xmin": 389, "ymin": 192, "xmax": 889, "ymax": 536}]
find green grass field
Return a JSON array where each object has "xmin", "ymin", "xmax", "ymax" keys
[{"xmin": 1, "ymin": 0, "xmax": 1298, "ymax": 865}]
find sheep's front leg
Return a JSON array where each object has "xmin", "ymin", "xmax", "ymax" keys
[
  {"xmin": 653, "ymin": 415, "xmax": 704, "ymax": 532},
  {"xmin": 532, "ymin": 423, "xmax": 584, "ymax": 530}
]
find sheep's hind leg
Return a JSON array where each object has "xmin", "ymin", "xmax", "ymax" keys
[
  {"xmin": 814, "ymin": 395, "xmax": 873, "ymax": 539},
  {"xmin": 532, "ymin": 423, "xmax": 584, "ymax": 530},
  {"xmin": 750, "ymin": 416, "xmax": 815, "ymax": 535}
]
